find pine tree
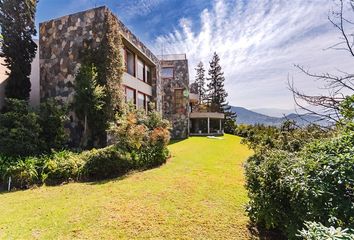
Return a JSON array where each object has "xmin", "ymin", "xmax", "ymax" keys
[
  {"xmin": 73, "ymin": 63, "xmax": 106, "ymax": 148},
  {"xmin": 194, "ymin": 61, "xmax": 206, "ymax": 103},
  {"xmin": 206, "ymin": 52, "xmax": 228, "ymax": 112},
  {"xmin": 0, "ymin": 0, "xmax": 38, "ymax": 101}
]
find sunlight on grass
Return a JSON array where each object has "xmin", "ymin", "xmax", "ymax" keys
[{"xmin": 0, "ymin": 134, "xmax": 253, "ymax": 239}]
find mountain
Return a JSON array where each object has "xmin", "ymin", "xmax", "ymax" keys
[
  {"xmin": 230, "ymin": 106, "xmax": 283, "ymax": 126},
  {"xmin": 251, "ymin": 108, "xmax": 294, "ymax": 118},
  {"xmin": 230, "ymin": 106, "xmax": 330, "ymax": 126}
]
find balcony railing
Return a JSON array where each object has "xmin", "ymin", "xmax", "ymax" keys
[{"xmin": 157, "ymin": 54, "xmax": 187, "ymax": 61}]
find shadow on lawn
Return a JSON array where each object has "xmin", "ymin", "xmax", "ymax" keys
[
  {"xmin": 248, "ymin": 223, "xmax": 287, "ymax": 240},
  {"xmin": 168, "ymin": 139, "xmax": 187, "ymax": 146}
]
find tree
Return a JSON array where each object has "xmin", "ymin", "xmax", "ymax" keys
[
  {"xmin": 38, "ymin": 99, "xmax": 69, "ymax": 152},
  {"xmin": 0, "ymin": 98, "xmax": 42, "ymax": 157},
  {"xmin": 206, "ymin": 52, "xmax": 228, "ymax": 112},
  {"xmin": 194, "ymin": 61, "xmax": 206, "ymax": 103},
  {"xmin": 72, "ymin": 63, "xmax": 106, "ymax": 148},
  {"xmin": 0, "ymin": 0, "xmax": 38, "ymax": 101},
  {"xmin": 289, "ymin": 0, "xmax": 354, "ymax": 126}
]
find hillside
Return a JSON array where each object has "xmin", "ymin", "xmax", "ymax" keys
[{"xmin": 230, "ymin": 106, "xmax": 329, "ymax": 126}]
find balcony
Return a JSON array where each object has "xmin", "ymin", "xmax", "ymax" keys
[{"xmin": 157, "ymin": 54, "xmax": 187, "ymax": 61}]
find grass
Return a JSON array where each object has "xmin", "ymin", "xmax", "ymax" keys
[{"xmin": 0, "ymin": 134, "xmax": 253, "ymax": 239}]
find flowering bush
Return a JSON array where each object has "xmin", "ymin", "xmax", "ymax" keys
[{"xmin": 109, "ymin": 104, "xmax": 171, "ymax": 169}]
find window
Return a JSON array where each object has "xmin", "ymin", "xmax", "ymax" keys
[
  {"xmin": 124, "ymin": 48, "xmax": 135, "ymax": 76},
  {"xmin": 146, "ymin": 95, "xmax": 151, "ymax": 110},
  {"xmin": 145, "ymin": 65, "xmax": 152, "ymax": 84},
  {"xmin": 137, "ymin": 58, "xmax": 144, "ymax": 81},
  {"xmin": 137, "ymin": 92, "xmax": 145, "ymax": 109},
  {"xmin": 125, "ymin": 87, "xmax": 135, "ymax": 104},
  {"xmin": 161, "ymin": 67, "xmax": 174, "ymax": 78},
  {"xmin": 175, "ymin": 89, "xmax": 184, "ymax": 113}
]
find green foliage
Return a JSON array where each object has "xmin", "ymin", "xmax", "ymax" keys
[
  {"xmin": 75, "ymin": 11, "xmax": 125, "ymax": 148},
  {"xmin": 0, "ymin": 98, "xmax": 42, "ymax": 157},
  {"xmin": 299, "ymin": 222, "xmax": 354, "ymax": 240},
  {"xmin": 73, "ymin": 63, "xmax": 106, "ymax": 148},
  {"xmin": 194, "ymin": 61, "xmax": 206, "ymax": 103},
  {"xmin": 0, "ymin": 0, "xmax": 38, "ymax": 100},
  {"xmin": 80, "ymin": 146, "xmax": 132, "ymax": 181},
  {"xmin": 42, "ymin": 151, "xmax": 84, "ymax": 185},
  {"xmin": 239, "ymin": 121, "xmax": 331, "ymax": 154},
  {"xmin": 206, "ymin": 52, "xmax": 228, "ymax": 112},
  {"xmin": 0, "ymin": 98, "xmax": 68, "ymax": 157},
  {"xmin": 109, "ymin": 105, "xmax": 171, "ymax": 169},
  {"xmin": 4, "ymin": 157, "xmax": 39, "ymax": 189},
  {"xmin": 340, "ymin": 95, "xmax": 354, "ymax": 131},
  {"xmin": 39, "ymin": 99, "xmax": 69, "ymax": 152},
  {"xmin": 245, "ymin": 131, "xmax": 354, "ymax": 239}
]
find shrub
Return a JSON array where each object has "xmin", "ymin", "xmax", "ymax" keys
[
  {"xmin": 245, "ymin": 131, "xmax": 354, "ymax": 239},
  {"xmin": 109, "ymin": 105, "xmax": 170, "ymax": 169},
  {"xmin": 42, "ymin": 151, "xmax": 85, "ymax": 185},
  {"xmin": 80, "ymin": 146, "xmax": 133, "ymax": 181},
  {"xmin": 38, "ymin": 99, "xmax": 69, "ymax": 152},
  {"xmin": 299, "ymin": 222, "xmax": 354, "ymax": 240},
  {"xmin": 4, "ymin": 157, "xmax": 39, "ymax": 189},
  {"xmin": 0, "ymin": 98, "xmax": 43, "ymax": 157}
]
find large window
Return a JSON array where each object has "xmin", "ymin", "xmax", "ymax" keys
[
  {"xmin": 175, "ymin": 89, "xmax": 184, "ymax": 113},
  {"xmin": 137, "ymin": 92, "xmax": 145, "ymax": 109},
  {"xmin": 161, "ymin": 67, "xmax": 174, "ymax": 78},
  {"xmin": 145, "ymin": 65, "xmax": 152, "ymax": 84},
  {"xmin": 125, "ymin": 87, "xmax": 135, "ymax": 104},
  {"xmin": 137, "ymin": 58, "xmax": 144, "ymax": 81},
  {"xmin": 124, "ymin": 48, "xmax": 135, "ymax": 76}
]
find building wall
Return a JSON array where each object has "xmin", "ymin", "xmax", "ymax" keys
[
  {"xmin": 161, "ymin": 59, "xmax": 190, "ymax": 139},
  {"xmin": 39, "ymin": 6, "xmax": 162, "ymax": 110}
]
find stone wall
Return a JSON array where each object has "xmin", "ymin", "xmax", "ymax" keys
[
  {"xmin": 39, "ymin": 6, "xmax": 164, "ymax": 144},
  {"xmin": 161, "ymin": 59, "xmax": 190, "ymax": 139}
]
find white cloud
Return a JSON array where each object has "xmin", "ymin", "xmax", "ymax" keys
[
  {"xmin": 152, "ymin": 0, "xmax": 354, "ymax": 109},
  {"xmin": 115, "ymin": 0, "xmax": 162, "ymax": 18}
]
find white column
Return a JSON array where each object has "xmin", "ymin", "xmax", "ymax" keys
[{"xmin": 207, "ymin": 118, "xmax": 210, "ymax": 134}]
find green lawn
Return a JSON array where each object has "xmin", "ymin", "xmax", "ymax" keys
[{"xmin": 0, "ymin": 134, "xmax": 253, "ymax": 239}]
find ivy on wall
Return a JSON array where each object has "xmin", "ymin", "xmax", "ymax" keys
[{"xmin": 74, "ymin": 10, "xmax": 125, "ymax": 148}]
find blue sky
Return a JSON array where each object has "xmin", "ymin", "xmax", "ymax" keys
[{"xmin": 36, "ymin": 0, "xmax": 354, "ymax": 110}]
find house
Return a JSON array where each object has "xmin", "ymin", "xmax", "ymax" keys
[{"xmin": 1, "ymin": 6, "xmax": 224, "ymax": 140}]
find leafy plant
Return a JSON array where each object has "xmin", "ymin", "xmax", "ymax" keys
[
  {"xmin": 299, "ymin": 222, "xmax": 354, "ymax": 240},
  {"xmin": 4, "ymin": 157, "xmax": 39, "ymax": 189},
  {"xmin": 42, "ymin": 151, "xmax": 84, "ymax": 185},
  {"xmin": 0, "ymin": 98, "xmax": 43, "ymax": 157},
  {"xmin": 80, "ymin": 146, "xmax": 132, "ymax": 181},
  {"xmin": 39, "ymin": 99, "xmax": 69, "ymax": 152}
]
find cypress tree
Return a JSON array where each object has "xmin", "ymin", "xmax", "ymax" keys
[
  {"xmin": 0, "ymin": 0, "xmax": 38, "ymax": 101},
  {"xmin": 194, "ymin": 61, "xmax": 206, "ymax": 103},
  {"xmin": 206, "ymin": 52, "xmax": 228, "ymax": 112}
]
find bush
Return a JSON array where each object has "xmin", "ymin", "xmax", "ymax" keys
[
  {"xmin": 0, "ymin": 98, "xmax": 43, "ymax": 157},
  {"xmin": 299, "ymin": 222, "xmax": 354, "ymax": 240},
  {"xmin": 42, "ymin": 151, "xmax": 84, "ymax": 185},
  {"xmin": 109, "ymin": 105, "xmax": 170, "ymax": 169},
  {"xmin": 4, "ymin": 157, "xmax": 39, "ymax": 189},
  {"xmin": 245, "ymin": 131, "xmax": 354, "ymax": 238},
  {"xmin": 80, "ymin": 146, "xmax": 133, "ymax": 180},
  {"xmin": 38, "ymin": 99, "xmax": 69, "ymax": 152}
]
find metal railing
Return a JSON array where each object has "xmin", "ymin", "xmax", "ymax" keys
[{"xmin": 157, "ymin": 54, "xmax": 186, "ymax": 61}]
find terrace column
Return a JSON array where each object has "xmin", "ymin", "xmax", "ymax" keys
[
  {"xmin": 219, "ymin": 119, "xmax": 222, "ymax": 133},
  {"xmin": 207, "ymin": 117, "xmax": 210, "ymax": 134}
]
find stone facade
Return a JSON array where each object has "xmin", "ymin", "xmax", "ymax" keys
[
  {"xmin": 39, "ymin": 6, "xmax": 191, "ymax": 140},
  {"xmin": 160, "ymin": 59, "xmax": 190, "ymax": 139},
  {"xmin": 39, "ymin": 6, "xmax": 161, "ymax": 110}
]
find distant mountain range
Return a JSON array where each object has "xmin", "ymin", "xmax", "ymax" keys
[{"xmin": 230, "ymin": 106, "xmax": 330, "ymax": 126}]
